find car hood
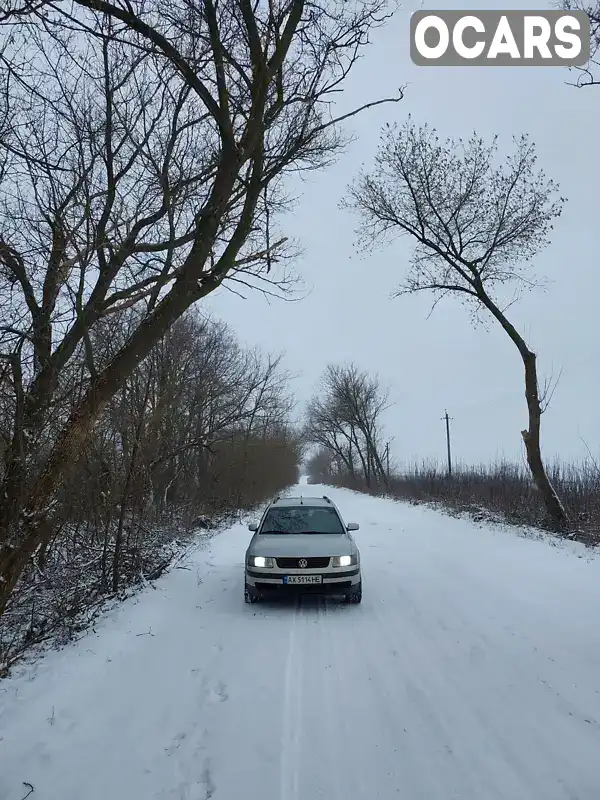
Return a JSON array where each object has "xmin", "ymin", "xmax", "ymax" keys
[{"xmin": 249, "ymin": 533, "xmax": 355, "ymax": 558}]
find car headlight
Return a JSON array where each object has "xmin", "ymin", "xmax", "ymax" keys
[
  {"xmin": 332, "ymin": 554, "xmax": 357, "ymax": 567},
  {"xmin": 249, "ymin": 556, "xmax": 275, "ymax": 568}
]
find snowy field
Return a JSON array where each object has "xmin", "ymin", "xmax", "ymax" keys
[{"xmin": 1, "ymin": 483, "xmax": 600, "ymax": 800}]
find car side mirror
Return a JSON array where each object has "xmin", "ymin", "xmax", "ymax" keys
[
  {"xmin": 248, "ymin": 523, "xmax": 258, "ymax": 532},
  {"xmin": 346, "ymin": 522, "xmax": 359, "ymax": 531}
]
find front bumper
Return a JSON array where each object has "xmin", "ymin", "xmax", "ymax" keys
[{"xmin": 245, "ymin": 566, "xmax": 361, "ymax": 595}]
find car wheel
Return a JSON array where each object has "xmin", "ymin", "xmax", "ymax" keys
[
  {"xmin": 345, "ymin": 581, "xmax": 362, "ymax": 604},
  {"xmin": 245, "ymin": 586, "xmax": 260, "ymax": 604}
]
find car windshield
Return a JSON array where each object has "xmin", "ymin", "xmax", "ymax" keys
[{"xmin": 260, "ymin": 506, "xmax": 345, "ymax": 534}]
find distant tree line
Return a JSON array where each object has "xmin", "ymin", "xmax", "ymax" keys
[
  {"xmin": 304, "ymin": 364, "xmax": 390, "ymax": 490},
  {"xmin": 304, "ymin": 360, "xmax": 599, "ymax": 545}
]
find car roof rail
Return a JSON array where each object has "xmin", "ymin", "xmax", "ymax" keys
[{"xmin": 323, "ymin": 495, "xmax": 331, "ymax": 503}]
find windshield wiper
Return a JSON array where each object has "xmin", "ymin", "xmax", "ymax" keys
[
  {"xmin": 260, "ymin": 529, "xmax": 342, "ymax": 535},
  {"xmin": 296, "ymin": 530, "xmax": 341, "ymax": 535}
]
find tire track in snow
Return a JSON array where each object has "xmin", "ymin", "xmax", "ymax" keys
[
  {"xmin": 361, "ymin": 568, "xmax": 594, "ymax": 800},
  {"xmin": 279, "ymin": 599, "xmax": 303, "ymax": 800},
  {"xmin": 317, "ymin": 599, "xmax": 346, "ymax": 800}
]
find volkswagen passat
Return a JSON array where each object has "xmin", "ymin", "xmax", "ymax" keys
[{"xmin": 244, "ymin": 495, "xmax": 362, "ymax": 604}]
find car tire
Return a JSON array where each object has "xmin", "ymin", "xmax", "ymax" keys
[
  {"xmin": 344, "ymin": 581, "xmax": 362, "ymax": 604},
  {"xmin": 245, "ymin": 586, "xmax": 260, "ymax": 604}
]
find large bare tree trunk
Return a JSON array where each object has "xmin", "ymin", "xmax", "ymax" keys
[
  {"xmin": 520, "ymin": 350, "xmax": 568, "ymax": 530},
  {"xmin": 0, "ymin": 269, "xmax": 222, "ymax": 615},
  {"xmin": 479, "ymin": 293, "xmax": 569, "ymax": 532}
]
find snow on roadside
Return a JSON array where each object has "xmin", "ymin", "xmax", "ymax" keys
[
  {"xmin": 0, "ymin": 528, "xmax": 216, "ymax": 681},
  {"xmin": 1, "ymin": 484, "xmax": 599, "ymax": 800},
  {"xmin": 338, "ymin": 483, "xmax": 599, "ymax": 561}
]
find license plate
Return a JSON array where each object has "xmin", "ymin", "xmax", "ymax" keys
[{"xmin": 284, "ymin": 575, "xmax": 322, "ymax": 584}]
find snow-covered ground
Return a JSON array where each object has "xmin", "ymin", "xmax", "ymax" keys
[{"xmin": 2, "ymin": 483, "xmax": 600, "ymax": 800}]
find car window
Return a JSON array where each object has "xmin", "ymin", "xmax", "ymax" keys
[{"xmin": 260, "ymin": 506, "xmax": 345, "ymax": 534}]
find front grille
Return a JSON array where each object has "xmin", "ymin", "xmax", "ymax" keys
[
  {"xmin": 255, "ymin": 581, "xmax": 352, "ymax": 593},
  {"xmin": 275, "ymin": 557, "xmax": 331, "ymax": 569}
]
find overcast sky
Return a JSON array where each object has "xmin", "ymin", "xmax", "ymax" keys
[{"xmin": 206, "ymin": 0, "xmax": 599, "ymax": 470}]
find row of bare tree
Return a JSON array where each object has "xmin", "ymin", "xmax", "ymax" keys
[
  {"xmin": 1, "ymin": 311, "xmax": 300, "ymax": 670},
  {"xmin": 304, "ymin": 364, "xmax": 389, "ymax": 490},
  {"xmin": 0, "ymin": 0, "xmax": 401, "ymax": 617}
]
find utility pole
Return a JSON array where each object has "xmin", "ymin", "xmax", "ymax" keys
[
  {"xmin": 382, "ymin": 436, "xmax": 394, "ymax": 486},
  {"xmin": 442, "ymin": 411, "xmax": 452, "ymax": 477}
]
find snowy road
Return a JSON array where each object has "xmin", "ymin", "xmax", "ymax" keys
[{"xmin": 2, "ymin": 483, "xmax": 600, "ymax": 800}]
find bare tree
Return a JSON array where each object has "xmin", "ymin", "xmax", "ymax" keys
[
  {"xmin": 560, "ymin": 1, "xmax": 600, "ymax": 85},
  {"xmin": 306, "ymin": 447, "xmax": 336, "ymax": 483},
  {"xmin": 344, "ymin": 121, "xmax": 570, "ymax": 530},
  {"xmin": 1, "ymin": 310, "xmax": 302, "ymax": 670},
  {"xmin": 305, "ymin": 363, "xmax": 389, "ymax": 489},
  {"xmin": 0, "ymin": 0, "xmax": 402, "ymax": 613}
]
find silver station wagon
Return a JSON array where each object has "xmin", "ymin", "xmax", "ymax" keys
[{"xmin": 244, "ymin": 494, "xmax": 362, "ymax": 604}]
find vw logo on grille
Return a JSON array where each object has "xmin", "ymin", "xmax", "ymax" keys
[{"xmin": 298, "ymin": 558, "xmax": 308, "ymax": 569}]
